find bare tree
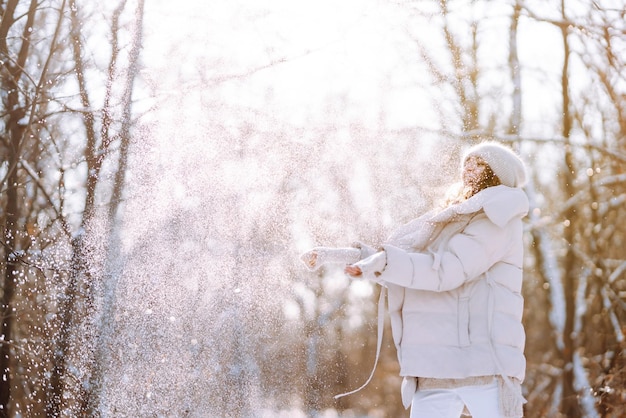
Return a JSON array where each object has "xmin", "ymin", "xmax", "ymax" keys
[
  {"xmin": 1, "ymin": 0, "xmax": 144, "ymax": 415},
  {"xmin": 0, "ymin": 0, "xmax": 71, "ymax": 415},
  {"xmin": 522, "ymin": 1, "xmax": 626, "ymax": 416},
  {"xmin": 53, "ymin": 0, "xmax": 146, "ymax": 414}
]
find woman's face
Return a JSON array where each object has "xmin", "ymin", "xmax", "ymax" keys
[{"xmin": 462, "ymin": 156, "xmax": 489, "ymax": 188}]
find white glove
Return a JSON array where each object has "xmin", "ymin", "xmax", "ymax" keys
[
  {"xmin": 347, "ymin": 250, "xmax": 387, "ymax": 279},
  {"xmin": 351, "ymin": 241, "xmax": 377, "ymax": 259},
  {"xmin": 300, "ymin": 247, "xmax": 361, "ymax": 271}
]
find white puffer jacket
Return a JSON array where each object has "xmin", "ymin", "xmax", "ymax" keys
[{"xmin": 377, "ymin": 185, "xmax": 529, "ymax": 382}]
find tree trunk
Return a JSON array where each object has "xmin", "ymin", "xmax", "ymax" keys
[
  {"xmin": 0, "ymin": 0, "xmax": 38, "ymax": 413},
  {"xmin": 89, "ymin": 1, "xmax": 145, "ymax": 413},
  {"xmin": 508, "ymin": 1, "xmax": 522, "ymax": 136},
  {"xmin": 0, "ymin": 111, "xmax": 22, "ymax": 418},
  {"xmin": 559, "ymin": 1, "xmax": 582, "ymax": 416}
]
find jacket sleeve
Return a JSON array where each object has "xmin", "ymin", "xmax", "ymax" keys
[{"xmin": 377, "ymin": 216, "xmax": 512, "ymax": 292}]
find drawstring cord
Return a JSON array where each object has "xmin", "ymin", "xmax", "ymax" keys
[
  {"xmin": 334, "ymin": 285, "xmax": 387, "ymax": 400},
  {"xmin": 486, "ymin": 272, "xmax": 526, "ymax": 415}
]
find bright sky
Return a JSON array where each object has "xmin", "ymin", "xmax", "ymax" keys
[
  {"xmin": 141, "ymin": 0, "xmax": 440, "ymax": 129},
  {"xmin": 141, "ymin": 0, "xmax": 578, "ymax": 141}
]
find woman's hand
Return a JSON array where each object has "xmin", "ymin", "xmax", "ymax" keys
[
  {"xmin": 344, "ymin": 265, "xmax": 362, "ymax": 277},
  {"xmin": 344, "ymin": 250, "xmax": 386, "ymax": 279},
  {"xmin": 300, "ymin": 250, "xmax": 318, "ymax": 270}
]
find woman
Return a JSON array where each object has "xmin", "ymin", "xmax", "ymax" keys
[{"xmin": 301, "ymin": 142, "xmax": 528, "ymax": 418}]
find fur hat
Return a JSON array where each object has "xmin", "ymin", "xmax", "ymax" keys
[{"xmin": 463, "ymin": 142, "xmax": 527, "ymax": 188}]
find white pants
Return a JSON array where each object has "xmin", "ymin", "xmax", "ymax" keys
[{"xmin": 410, "ymin": 381, "xmax": 506, "ymax": 418}]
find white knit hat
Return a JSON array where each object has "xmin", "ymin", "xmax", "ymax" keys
[{"xmin": 462, "ymin": 141, "xmax": 527, "ymax": 188}]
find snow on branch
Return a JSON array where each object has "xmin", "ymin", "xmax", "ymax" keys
[
  {"xmin": 573, "ymin": 351, "xmax": 600, "ymax": 418},
  {"xmin": 608, "ymin": 260, "xmax": 626, "ymax": 284},
  {"xmin": 601, "ymin": 286, "xmax": 625, "ymax": 343}
]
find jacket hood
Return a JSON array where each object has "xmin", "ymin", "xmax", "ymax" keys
[{"xmin": 431, "ymin": 185, "xmax": 529, "ymax": 227}]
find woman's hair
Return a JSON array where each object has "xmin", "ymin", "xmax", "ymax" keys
[
  {"xmin": 445, "ymin": 159, "xmax": 501, "ymax": 206},
  {"xmin": 462, "ymin": 161, "xmax": 501, "ymax": 199}
]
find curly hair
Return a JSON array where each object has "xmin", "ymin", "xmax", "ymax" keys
[
  {"xmin": 445, "ymin": 159, "xmax": 502, "ymax": 206},
  {"xmin": 462, "ymin": 162, "xmax": 501, "ymax": 199}
]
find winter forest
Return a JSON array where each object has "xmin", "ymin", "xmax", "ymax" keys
[{"xmin": 0, "ymin": 0, "xmax": 625, "ymax": 417}]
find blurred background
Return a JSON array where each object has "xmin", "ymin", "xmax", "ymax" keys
[{"xmin": 0, "ymin": 0, "xmax": 625, "ymax": 417}]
